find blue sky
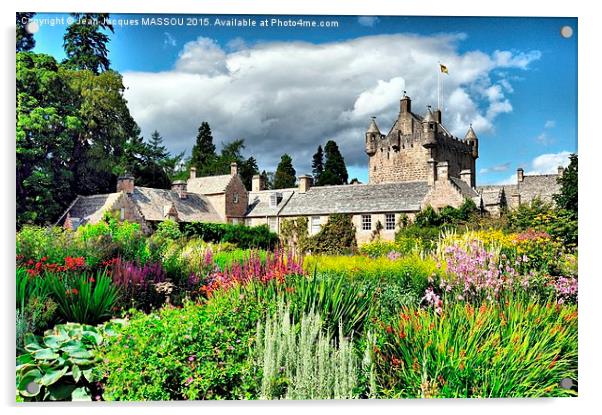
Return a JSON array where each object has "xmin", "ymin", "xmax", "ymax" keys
[{"xmin": 29, "ymin": 13, "xmax": 577, "ymax": 185}]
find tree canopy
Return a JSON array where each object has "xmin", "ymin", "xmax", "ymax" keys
[
  {"xmin": 554, "ymin": 153, "xmax": 578, "ymax": 215},
  {"xmin": 321, "ymin": 140, "xmax": 348, "ymax": 186},
  {"xmin": 63, "ymin": 13, "xmax": 114, "ymax": 74},
  {"xmin": 311, "ymin": 145, "xmax": 324, "ymax": 185},
  {"xmin": 273, "ymin": 154, "xmax": 297, "ymax": 189},
  {"xmin": 16, "ymin": 13, "xmax": 36, "ymax": 52}
]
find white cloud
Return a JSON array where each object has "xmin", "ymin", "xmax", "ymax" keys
[
  {"xmin": 480, "ymin": 162, "xmax": 510, "ymax": 174},
  {"xmin": 123, "ymin": 34, "xmax": 541, "ymax": 172},
  {"xmin": 163, "ymin": 32, "xmax": 176, "ymax": 48},
  {"xmin": 544, "ymin": 119, "xmax": 556, "ymax": 129},
  {"xmin": 495, "ymin": 151, "xmax": 571, "ymax": 184},
  {"xmin": 357, "ymin": 16, "xmax": 380, "ymax": 27}
]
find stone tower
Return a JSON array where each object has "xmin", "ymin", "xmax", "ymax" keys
[{"xmin": 365, "ymin": 93, "xmax": 478, "ymax": 187}]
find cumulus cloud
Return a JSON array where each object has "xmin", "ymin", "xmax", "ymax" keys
[
  {"xmin": 123, "ymin": 33, "xmax": 541, "ymax": 173},
  {"xmin": 495, "ymin": 151, "xmax": 571, "ymax": 184},
  {"xmin": 163, "ymin": 32, "xmax": 177, "ymax": 48},
  {"xmin": 357, "ymin": 16, "xmax": 380, "ymax": 27}
]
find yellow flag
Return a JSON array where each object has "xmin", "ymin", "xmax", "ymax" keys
[{"xmin": 440, "ymin": 63, "xmax": 449, "ymax": 74}]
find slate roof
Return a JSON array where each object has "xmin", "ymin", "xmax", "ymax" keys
[
  {"xmin": 478, "ymin": 187, "xmax": 505, "ymax": 207},
  {"xmin": 246, "ymin": 189, "xmax": 295, "ymax": 217},
  {"xmin": 131, "ymin": 187, "xmax": 222, "ymax": 222},
  {"xmin": 187, "ymin": 174, "xmax": 234, "ymax": 195},
  {"xmin": 56, "ymin": 193, "xmax": 122, "ymax": 225},
  {"xmin": 279, "ymin": 181, "xmax": 429, "ymax": 216},
  {"xmin": 450, "ymin": 177, "xmax": 479, "ymax": 199},
  {"xmin": 517, "ymin": 174, "xmax": 561, "ymax": 205}
]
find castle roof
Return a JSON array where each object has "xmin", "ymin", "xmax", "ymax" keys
[
  {"xmin": 279, "ymin": 181, "xmax": 429, "ymax": 216},
  {"xmin": 465, "ymin": 125, "xmax": 477, "ymax": 140},
  {"xmin": 366, "ymin": 118, "xmax": 381, "ymax": 134}
]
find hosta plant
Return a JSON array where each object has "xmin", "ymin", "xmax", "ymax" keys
[{"xmin": 16, "ymin": 321, "xmax": 123, "ymax": 401}]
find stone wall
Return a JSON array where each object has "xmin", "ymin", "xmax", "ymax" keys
[
  {"xmin": 110, "ymin": 193, "xmax": 153, "ymax": 234},
  {"xmin": 224, "ymin": 176, "xmax": 249, "ymax": 220},
  {"xmin": 422, "ymin": 178, "xmax": 467, "ymax": 210}
]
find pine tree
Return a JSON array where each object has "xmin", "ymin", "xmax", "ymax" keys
[
  {"xmin": 189, "ymin": 122, "xmax": 217, "ymax": 175},
  {"xmin": 63, "ymin": 13, "xmax": 114, "ymax": 73},
  {"xmin": 321, "ymin": 140, "xmax": 348, "ymax": 186},
  {"xmin": 260, "ymin": 170, "xmax": 273, "ymax": 190},
  {"xmin": 312, "ymin": 145, "xmax": 324, "ymax": 186},
  {"xmin": 273, "ymin": 154, "xmax": 296, "ymax": 189},
  {"xmin": 16, "ymin": 13, "xmax": 36, "ymax": 52},
  {"xmin": 554, "ymin": 153, "xmax": 578, "ymax": 215}
]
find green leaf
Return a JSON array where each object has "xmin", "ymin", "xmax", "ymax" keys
[
  {"xmin": 17, "ymin": 369, "xmax": 42, "ymax": 397},
  {"xmin": 32, "ymin": 348, "xmax": 60, "ymax": 360},
  {"xmin": 71, "ymin": 387, "xmax": 91, "ymax": 401},
  {"xmin": 44, "ymin": 334, "xmax": 69, "ymax": 349},
  {"xmin": 71, "ymin": 365, "xmax": 81, "ymax": 383},
  {"xmin": 39, "ymin": 366, "xmax": 68, "ymax": 386},
  {"xmin": 47, "ymin": 383, "xmax": 77, "ymax": 401},
  {"xmin": 82, "ymin": 368, "xmax": 95, "ymax": 383}
]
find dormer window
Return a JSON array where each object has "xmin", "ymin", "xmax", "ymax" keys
[{"xmin": 269, "ymin": 192, "xmax": 282, "ymax": 208}]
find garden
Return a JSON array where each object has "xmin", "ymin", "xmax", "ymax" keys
[{"xmin": 15, "ymin": 195, "xmax": 578, "ymax": 401}]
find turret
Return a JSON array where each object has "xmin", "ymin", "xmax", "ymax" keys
[
  {"xmin": 422, "ymin": 106, "xmax": 437, "ymax": 148},
  {"xmin": 465, "ymin": 124, "xmax": 479, "ymax": 158},
  {"xmin": 365, "ymin": 116, "xmax": 380, "ymax": 156}
]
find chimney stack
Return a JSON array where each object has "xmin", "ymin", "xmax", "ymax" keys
[
  {"xmin": 116, "ymin": 174, "xmax": 134, "ymax": 194},
  {"xmin": 460, "ymin": 169, "xmax": 472, "ymax": 186},
  {"xmin": 230, "ymin": 162, "xmax": 238, "ymax": 176},
  {"xmin": 433, "ymin": 109, "xmax": 442, "ymax": 124},
  {"xmin": 436, "ymin": 161, "xmax": 449, "ymax": 182},
  {"xmin": 252, "ymin": 174, "xmax": 265, "ymax": 192},
  {"xmin": 517, "ymin": 168, "xmax": 524, "ymax": 183},
  {"xmin": 171, "ymin": 180, "xmax": 187, "ymax": 199},
  {"xmin": 298, "ymin": 175, "xmax": 312, "ymax": 193},
  {"xmin": 190, "ymin": 167, "xmax": 197, "ymax": 179},
  {"xmin": 400, "ymin": 93, "xmax": 411, "ymax": 113},
  {"xmin": 558, "ymin": 166, "xmax": 565, "ymax": 176}
]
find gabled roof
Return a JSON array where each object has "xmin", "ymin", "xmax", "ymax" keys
[
  {"xmin": 279, "ymin": 181, "xmax": 429, "ymax": 216},
  {"xmin": 478, "ymin": 187, "xmax": 505, "ymax": 206},
  {"xmin": 187, "ymin": 174, "xmax": 234, "ymax": 195},
  {"xmin": 246, "ymin": 189, "xmax": 295, "ymax": 218},
  {"xmin": 131, "ymin": 187, "xmax": 222, "ymax": 222},
  {"xmin": 450, "ymin": 177, "xmax": 479, "ymax": 199},
  {"xmin": 56, "ymin": 193, "xmax": 122, "ymax": 226}
]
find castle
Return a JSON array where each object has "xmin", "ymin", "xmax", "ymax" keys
[{"xmin": 58, "ymin": 93, "xmax": 563, "ymax": 243}]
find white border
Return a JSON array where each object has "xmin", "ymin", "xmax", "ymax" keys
[{"xmin": 2, "ymin": 1, "xmax": 600, "ymax": 414}]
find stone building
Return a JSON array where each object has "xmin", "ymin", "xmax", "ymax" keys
[{"xmin": 58, "ymin": 93, "xmax": 565, "ymax": 243}]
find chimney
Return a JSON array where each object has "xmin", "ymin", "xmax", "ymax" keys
[
  {"xmin": 230, "ymin": 162, "xmax": 238, "ymax": 176},
  {"xmin": 427, "ymin": 159, "xmax": 437, "ymax": 186},
  {"xmin": 558, "ymin": 166, "xmax": 565, "ymax": 176},
  {"xmin": 460, "ymin": 169, "xmax": 472, "ymax": 186},
  {"xmin": 517, "ymin": 168, "xmax": 524, "ymax": 183},
  {"xmin": 190, "ymin": 167, "xmax": 197, "ymax": 179},
  {"xmin": 298, "ymin": 175, "xmax": 312, "ymax": 193},
  {"xmin": 116, "ymin": 174, "xmax": 134, "ymax": 194},
  {"xmin": 171, "ymin": 180, "xmax": 187, "ymax": 199},
  {"xmin": 252, "ymin": 174, "xmax": 265, "ymax": 192},
  {"xmin": 436, "ymin": 161, "xmax": 449, "ymax": 182},
  {"xmin": 400, "ymin": 94, "xmax": 411, "ymax": 113},
  {"xmin": 433, "ymin": 109, "xmax": 442, "ymax": 124}
]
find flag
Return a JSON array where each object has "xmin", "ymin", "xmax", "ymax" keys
[{"xmin": 439, "ymin": 63, "xmax": 448, "ymax": 74}]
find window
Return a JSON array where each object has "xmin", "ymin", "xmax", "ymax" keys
[
  {"xmin": 231, "ymin": 218, "xmax": 239, "ymax": 225},
  {"xmin": 385, "ymin": 213, "xmax": 396, "ymax": 230},
  {"xmin": 311, "ymin": 216, "xmax": 321, "ymax": 235},
  {"xmin": 361, "ymin": 215, "xmax": 372, "ymax": 231},
  {"xmin": 120, "ymin": 208, "xmax": 125, "ymax": 220},
  {"xmin": 268, "ymin": 217, "xmax": 278, "ymax": 232},
  {"xmin": 245, "ymin": 218, "xmax": 252, "ymax": 227},
  {"xmin": 233, "ymin": 193, "xmax": 239, "ymax": 204}
]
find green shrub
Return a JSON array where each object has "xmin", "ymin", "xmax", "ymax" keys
[
  {"xmin": 305, "ymin": 213, "xmax": 357, "ymax": 255},
  {"xmin": 101, "ymin": 296, "xmax": 265, "ymax": 400},
  {"xmin": 372, "ymin": 299, "xmax": 578, "ymax": 398},
  {"xmin": 359, "ymin": 239, "xmax": 420, "ymax": 257},
  {"xmin": 16, "ymin": 298, "xmax": 57, "ymax": 354},
  {"xmin": 154, "ymin": 219, "xmax": 182, "ymax": 241},
  {"xmin": 16, "ymin": 226, "xmax": 80, "ymax": 264},
  {"xmin": 16, "ymin": 321, "xmax": 123, "ymax": 401},
  {"xmin": 254, "ymin": 304, "xmax": 361, "ymax": 399},
  {"xmin": 182, "ymin": 222, "xmax": 278, "ymax": 250},
  {"xmin": 45, "ymin": 271, "xmax": 120, "ymax": 325}
]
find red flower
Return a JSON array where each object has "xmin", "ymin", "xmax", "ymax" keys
[{"xmin": 72, "ymin": 288, "xmax": 79, "ymax": 295}]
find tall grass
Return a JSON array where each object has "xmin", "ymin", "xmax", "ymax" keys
[{"xmin": 255, "ymin": 303, "xmax": 359, "ymax": 399}]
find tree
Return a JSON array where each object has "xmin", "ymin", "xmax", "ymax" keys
[
  {"xmin": 63, "ymin": 13, "xmax": 114, "ymax": 74},
  {"xmin": 16, "ymin": 13, "xmax": 36, "ymax": 52},
  {"xmin": 311, "ymin": 145, "xmax": 324, "ymax": 185},
  {"xmin": 261, "ymin": 170, "xmax": 273, "ymax": 190},
  {"xmin": 321, "ymin": 140, "xmax": 348, "ymax": 185},
  {"xmin": 554, "ymin": 154, "xmax": 578, "ymax": 215},
  {"xmin": 189, "ymin": 122, "xmax": 217, "ymax": 175},
  {"xmin": 273, "ymin": 154, "xmax": 296, "ymax": 189}
]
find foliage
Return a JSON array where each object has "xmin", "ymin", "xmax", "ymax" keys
[
  {"xmin": 101, "ymin": 298, "xmax": 263, "ymax": 400},
  {"xmin": 311, "ymin": 144, "xmax": 325, "ymax": 185},
  {"xmin": 321, "ymin": 140, "xmax": 348, "ymax": 185},
  {"xmin": 189, "ymin": 121, "xmax": 217, "ymax": 175},
  {"xmin": 107, "ymin": 258, "xmax": 168, "ymax": 312},
  {"xmin": 359, "ymin": 239, "xmax": 420, "ymax": 258},
  {"xmin": 45, "ymin": 271, "xmax": 120, "ymax": 325},
  {"xmin": 305, "ymin": 214, "xmax": 357, "ymax": 255},
  {"xmin": 554, "ymin": 153, "xmax": 577, "ymax": 215},
  {"xmin": 62, "ymin": 13, "xmax": 113, "ymax": 74},
  {"xmin": 279, "ymin": 217, "xmax": 309, "ymax": 255},
  {"xmin": 372, "ymin": 299, "xmax": 578, "ymax": 398},
  {"xmin": 255, "ymin": 304, "xmax": 360, "ymax": 399},
  {"xmin": 17, "ymin": 298, "xmax": 58, "ymax": 354},
  {"xmin": 16, "ymin": 321, "xmax": 123, "ymax": 401},
  {"xmin": 273, "ymin": 153, "xmax": 297, "ymax": 189},
  {"xmin": 182, "ymin": 221, "xmax": 278, "ymax": 250},
  {"xmin": 16, "ymin": 13, "xmax": 36, "ymax": 52}
]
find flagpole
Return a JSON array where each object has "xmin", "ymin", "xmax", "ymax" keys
[{"xmin": 437, "ymin": 61, "xmax": 441, "ymax": 110}]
